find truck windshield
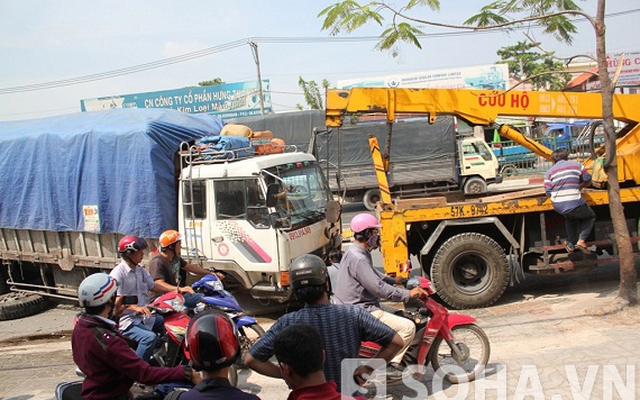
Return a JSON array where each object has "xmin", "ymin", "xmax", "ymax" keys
[{"xmin": 274, "ymin": 162, "xmax": 331, "ymax": 226}]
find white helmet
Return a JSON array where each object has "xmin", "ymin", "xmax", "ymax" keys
[{"xmin": 78, "ymin": 273, "xmax": 118, "ymax": 307}]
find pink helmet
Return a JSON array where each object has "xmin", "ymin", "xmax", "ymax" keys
[{"xmin": 350, "ymin": 213, "xmax": 381, "ymax": 233}]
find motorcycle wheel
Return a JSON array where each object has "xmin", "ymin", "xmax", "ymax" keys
[
  {"xmin": 228, "ymin": 322, "xmax": 265, "ymax": 387},
  {"xmin": 237, "ymin": 323, "xmax": 265, "ymax": 368},
  {"xmin": 228, "ymin": 364, "xmax": 238, "ymax": 388},
  {"xmin": 429, "ymin": 324, "xmax": 490, "ymax": 384}
]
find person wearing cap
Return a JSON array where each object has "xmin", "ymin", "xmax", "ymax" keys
[
  {"xmin": 333, "ymin": 213, "xmax": 426, "ymax": 372},
  {"xmin": 245, "ymin": 254, "xmax": 404, "ymax": 390},
  {"xmin": 165, "ymin": 310, "xmax": 259, "ymax": 400},
  {"xmin": 149, "ymin": 229, "xmax": 222, "ymax": 309},
  {"xmin": 274, "ymin": 324, "xmax": 367, "ymax": 400},
  {"xmin": 109, "ymin": 235, "xmax": 170, "ymax": 362},
  {"xmin": 72, "ymin": 273, "xmax": 199, "ymax": 400}
]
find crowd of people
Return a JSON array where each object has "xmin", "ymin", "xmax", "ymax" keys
[
  {"xmin": 72, "ymin": 184, "xmax": 593, "ymax": 399},
  {"xmin": 71, "ymin": 214, "xmax": 422, "ymax": 400}
]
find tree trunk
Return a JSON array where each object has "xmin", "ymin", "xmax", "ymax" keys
[{"xmin": 595, "ymin": 0, "xmax": 638, "ymax": 304}]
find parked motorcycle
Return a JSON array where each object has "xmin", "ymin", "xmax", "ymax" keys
[
  {"xmin": 360, "ymin": 276, "xmax": 490, "ymax": 384},
  {"xmin": 192, "ymin": 274, "xmax": 265, "ymax": 385}
]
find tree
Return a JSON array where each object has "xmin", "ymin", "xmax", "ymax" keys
[
  {"xmin": 198, "ymin": 78, "xmax": 225, "ymax": 87},
  {"xmin": 319, "ymin": 0, "xmax": 637, "ymax": 305},
  {"xmin": 297, "ymin": 77, "xmax": 330, "ymax": 110},
  {"xmin": 497, "ymin": 41, "xmax": 569, "ymax": 90}
]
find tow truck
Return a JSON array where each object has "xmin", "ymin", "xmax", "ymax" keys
[{"xmin": 326, "ymin": 88, "xmax": 640, "ymax": 309}]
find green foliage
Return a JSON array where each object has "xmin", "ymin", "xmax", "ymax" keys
[
  {"xmin": 319, "ymin": 0, "xmax": 438, "ymax": 51},
  {"xmin": 496, "ymin": 41, "xmax": 569, "ymax": 90},
  {"xmin": 319, "ymin": 0, "xmax": 583, "ymax": 51},
  {"xmin": 464, "ymin": 0, "xmax": 581, "ymax": 44},
  {"xmin": 318, "ymin": 1, "xmax": 384, "ymax": 36},
  {"xmin": 298, "ymin": 77, "xmax": 330, "ymax": 110},
  {"xmin": 198, "ymin": 78, "xmax": 224, "ymax": 87}
]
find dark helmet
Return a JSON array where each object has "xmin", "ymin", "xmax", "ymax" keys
[
  {"xmin": 117, "ymin": 236, "xmax": 148, "ymax": 258},
  {"xmin": 289, "ymin": 254, "xmax": 327, "ymax": 290},
  {"xmin": 186, "ymin": 310, "xmax": 240, "ymax": 371}
]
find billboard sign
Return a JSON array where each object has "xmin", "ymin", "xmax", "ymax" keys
[
  {"xmin": 80, "ymin": 80, "xmax": 272, "ymax": 119},
  {"xmin": 337, "ymin": 64, "xmax": 509, "ymax": 91},
  {"xmin": 586, "ymin": 50, "xmax": 640, "ymax": 90}
]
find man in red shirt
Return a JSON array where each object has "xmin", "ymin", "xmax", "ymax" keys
[
  {"xmin": 72, "ymin": 273, "xmax": 199, "ymax": 399},
  {"xmin": 274, "ymin": 324, "xmax": 368, "ymax": 400}
]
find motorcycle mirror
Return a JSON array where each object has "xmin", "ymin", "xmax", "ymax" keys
[
  {"xmin": 122, "ymin": 295, "xmax": 138, "ymax": 305},
  {"xmin": 405, "ymin": 277, "xmax": 421, "ymax": 290}
]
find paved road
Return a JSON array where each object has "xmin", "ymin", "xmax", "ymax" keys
[{"xmin": 1, "ymin": 268, "xmax": 638, "ymax": 399}]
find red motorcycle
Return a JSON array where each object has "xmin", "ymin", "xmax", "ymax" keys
[
  {"xmin": 360, "ymin": 276, "xmax": 490, "ymax": 383},
  {"xmin": 148, "ymin": 291, "xmax": 192, "ymax": 368}
]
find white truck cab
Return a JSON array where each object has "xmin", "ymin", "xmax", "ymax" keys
[
  {"xmin": 179, "ymin": 147, "xmax": 341, "ymax": 302},
  {"xmin": 458, "ymin": 135, "xmax": 502, "ymax": 194}
]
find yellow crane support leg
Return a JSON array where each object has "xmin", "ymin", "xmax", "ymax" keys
[{"xmin": 368, "ymin": 134, "xmax": 409, "ymax": 277}]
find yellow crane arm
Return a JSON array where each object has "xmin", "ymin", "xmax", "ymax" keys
[{"xmin": 326, "ymin": 88, "xmax": 640, "ymax": 126}]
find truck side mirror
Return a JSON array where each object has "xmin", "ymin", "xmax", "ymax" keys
[{"xmin": 325, "ymin": 200, "xmax": 341, "ymax": 224}]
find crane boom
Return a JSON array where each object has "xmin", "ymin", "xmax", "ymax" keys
[{"xmin": 326, "ymin": 88, "xmax": 640, "ymax": 184}]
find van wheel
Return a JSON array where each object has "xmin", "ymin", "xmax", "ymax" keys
[
  {"xmin": 0, "ymin": 291, "xmax": 50, "ymax": 321},
  {"xmin": 463, "ymin": 177, "xmax": 487, "ymax": 194},
  {"xmin": 431, "ymin": 233, "xmax": 509, "ymax": 309},
  {"xmin": 362, "ymin": 189, "xmax": 381, "ymax": 211}
]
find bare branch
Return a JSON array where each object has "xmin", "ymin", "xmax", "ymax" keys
[{"xmin": 564, "ymin": 54, "xmax": 597, "ymax": 65}]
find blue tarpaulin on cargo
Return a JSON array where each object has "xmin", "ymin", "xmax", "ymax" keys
[{"xmin": 0, "ymin": 108, "xmax": 223, "ymax": 238}]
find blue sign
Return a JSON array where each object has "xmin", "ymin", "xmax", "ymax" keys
[{"xmin": 81, "ymin": 80, "xmax": 272, "ymax": 119}]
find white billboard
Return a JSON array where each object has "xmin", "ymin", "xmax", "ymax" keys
[
  {"xmin": 337, "ymin": 64, "xmax": 509, "ymax": 91},
  {"xmin": 587, "ymin": 50, "xmax": 640, "ymax": 90}
]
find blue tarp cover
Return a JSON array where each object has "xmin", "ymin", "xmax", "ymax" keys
[{"xmin": 0, "ymin": 108, "xmax": 223, "ymax": 238}]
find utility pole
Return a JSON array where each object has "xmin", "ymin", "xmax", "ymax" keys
[{"xmin": 249, "ymin": 40, "xmax": 265, "ymax": 115}]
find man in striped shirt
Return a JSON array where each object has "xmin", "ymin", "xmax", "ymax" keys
[{"xmin": 544, "ymin": 149, "xmax": 596, "ymax": 253}]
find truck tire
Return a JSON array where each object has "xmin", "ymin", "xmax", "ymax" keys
[
  {"xmin": 362, "ymin": 189, "xmax": 381, "ymax": 211},
  {"xmin": 463, "ymin": 177, "xmax": 487, "ymax": 195},
  {"xmin": 0, "ymin": 266, "xmax": 8, "ymax": 295},
  {"xmin": 500, "ymin": 165, "xmax": 518, "ymax": 177},
  {"xmin": 430, "ymin": 233, "xmax": 509, "ymax": 309},
  {"xmin": 0, "ymin": 291, "xmax": 50, "ymax": 321}
]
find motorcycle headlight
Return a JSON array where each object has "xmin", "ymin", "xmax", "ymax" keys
[{"xmin": 205, "ymin": 279, "xmax": 225, "ymax": 291}]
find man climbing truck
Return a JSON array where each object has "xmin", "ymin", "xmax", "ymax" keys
[{"xmin": 326, "ymin": 88, "xmax": 640, "ymax": 309}]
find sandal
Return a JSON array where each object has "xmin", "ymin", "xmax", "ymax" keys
[
  {"xmin": 575, "ymin": 243, "xmax": 592, "ymax": 254},
  {"xmin": 562, "ymin": 240, "xmax": 575, "ymax": 253}
]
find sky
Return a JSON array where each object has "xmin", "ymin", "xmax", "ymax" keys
[{"xmin": 0, "ymin": 0, "xmax": 637, "ymax": 122}]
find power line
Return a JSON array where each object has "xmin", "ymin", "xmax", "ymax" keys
[
  {"xmin": 0, "ymin": 8, "xmax": 637, "ymax": 95},
  {"xmin": 0, "ymin": 40, "xmax": 247, "ymax": 94}
]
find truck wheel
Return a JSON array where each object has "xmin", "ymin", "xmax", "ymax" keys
[
  {"xmin": 0, "ymin": 266, "xmax": 8, "ymax": 295},
  {"xmin": 431, "ymin": 233, "xmax": 509, "ymax": 309},
  {"xmin": 463, "ymin": 177, "xmax": 487, "ymax": 195},
  {"xmin": 0, "ymin": 291, "xmax": 50, "ymax": 321},
  {"xmin": 362, "ymin": 189, "xmax": 381, "ymax": 211},
  {"xmin": 500, "ymin": 165, "xmax": 518, "ymax": 177}
]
